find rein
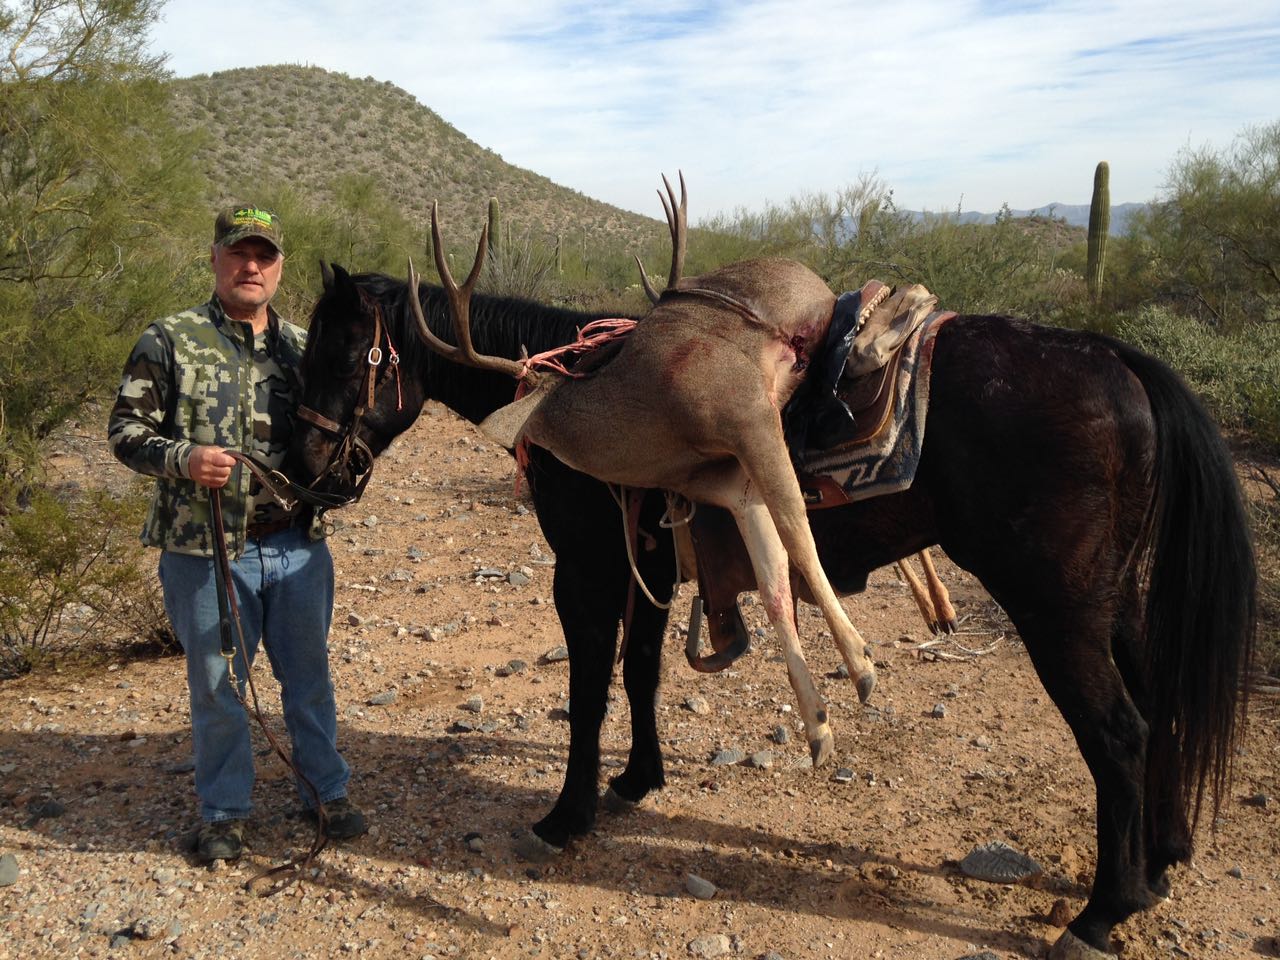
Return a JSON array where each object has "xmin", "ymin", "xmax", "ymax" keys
[
  {"xmin": 209, "ymin": 488, "xmax": 327, "ymax": 893},
  {"xmin": 223, "ymin": 450, "xmax": 355, "ymax": 514}
]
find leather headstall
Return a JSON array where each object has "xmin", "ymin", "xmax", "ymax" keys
[{"xmin": 294, "ymin": 292, "xmax": 401, "ymax": 506}]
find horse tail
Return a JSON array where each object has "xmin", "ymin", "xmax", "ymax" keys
[{"xmin": 1117, "ymin": 341, "xmax": 1256, "ymax": 848}]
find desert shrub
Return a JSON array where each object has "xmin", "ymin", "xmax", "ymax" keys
[
  {"xmin": 0, "ymin": 481, "xmax": 171, "ymax": 679},
  {"xmin": 1116, "ymin": 307, "xmax": 1280, "ymax": 451},
  {"xmin": 1131, "ymin": 120, "xmax": 1280, "ymax": 327},
  {"xmin": 1246, "ymin": 467, "xmax": 1280, "ymax": 678},
  {"xmin": 481, "ymin": 233, "xmax": 560, "ymax": 302}
]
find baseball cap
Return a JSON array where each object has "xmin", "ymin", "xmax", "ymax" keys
[{"xmin": 213, "ymin": 205, "xmax": 284, "ymax": 254}]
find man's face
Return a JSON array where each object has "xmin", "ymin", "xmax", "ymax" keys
[{"xmin": 211, "ymin": 237, "xmax": 283, "ymax": 318}]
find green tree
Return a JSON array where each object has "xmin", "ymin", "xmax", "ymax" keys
[
  {"xmin": 0, "ymin": 0, "xmax": 206, "ymax": 480},
  {"xmin": 1136, "ymin": 119, "xmax": 1280, "ymax": 327}
]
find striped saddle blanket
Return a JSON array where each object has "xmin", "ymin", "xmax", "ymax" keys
[{"xmin": 783, "ymin": 281, "xmax": 955, "ymax": 509}]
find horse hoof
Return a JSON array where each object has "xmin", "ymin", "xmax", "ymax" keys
[
  {"xmin": 856, "ymin": 670, "xmax": 876, "ymax": 703},
  {"xmin": 809, "ymin": 730, "xmax": 835, "ymax": 767},
  {"xmin": 602, "ymin": 786, "xmax": 639, "ymax": 814},
  {"xmin": 1048, "ymin": 930, "xmax": 1114, "ymax": 960},
  {"xmin": 512, "ymin": 830, "xmax": 564, "ymax": 864}
]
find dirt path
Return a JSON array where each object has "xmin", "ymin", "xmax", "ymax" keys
[{"xmin": 2, "ymin": 402, "xmax": 1278, "ymax": 960}]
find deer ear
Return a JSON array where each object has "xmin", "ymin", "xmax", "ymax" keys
[{"xmin": 320, "ymin": 260, "xmax": 336, "ymax": 291}]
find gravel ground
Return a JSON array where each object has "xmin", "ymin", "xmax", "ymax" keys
[{"xmin": 2, "ymin": 402, "xmax": 1278, "ymax": 960}]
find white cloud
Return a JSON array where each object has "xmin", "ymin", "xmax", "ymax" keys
[{"xmin": 150, "ymin": 0, "xmax": 1280, "ymax": 217}]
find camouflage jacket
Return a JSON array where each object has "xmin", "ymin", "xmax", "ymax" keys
[{"xmin": 108, "ymin": 296, "xmax": 312, "ymax": 557}]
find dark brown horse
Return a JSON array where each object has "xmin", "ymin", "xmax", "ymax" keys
[{"xmin": 287, "ymin": 263, "xmax": 1255, "ymax": 960}]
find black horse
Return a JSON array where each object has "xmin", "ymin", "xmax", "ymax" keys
[{"xmin": 287, "ymin": 262, "xmax": 1255, "ymax": 960}]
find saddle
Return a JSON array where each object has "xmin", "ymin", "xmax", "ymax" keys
[{"xmin": 681, "ymin": 281, "xmax": 953, "ymax": 671}]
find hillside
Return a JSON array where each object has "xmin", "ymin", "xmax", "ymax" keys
[
  {"xmin": 167, "ymin": 65, "xmax": 668, "ymax": 253},
  {"xmin": 911, "ymin": 202, "xmax": 1146, "ymax": 235}
]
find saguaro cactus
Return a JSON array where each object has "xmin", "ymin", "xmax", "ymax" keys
[
  {"xmin": 487, "ymin": 196, "xmax": 501, "ymax": 258},
  {"xmin": 1086, "ymin": 161, "xmax": 1110, "ymax": 302}
]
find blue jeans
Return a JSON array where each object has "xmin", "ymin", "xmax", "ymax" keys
[{"xmin": 159, "ymin": 527, "xmax": 350, "ymax": 823}]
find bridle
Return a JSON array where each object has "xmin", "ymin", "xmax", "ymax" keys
[{"xmin": 294, "ymin": 291, "xmax": 403, "ymax": 507}]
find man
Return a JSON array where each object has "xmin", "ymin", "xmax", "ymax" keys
[{"xmin": 108, "ymin": 205, "xmax": 366, "ymax": 863}]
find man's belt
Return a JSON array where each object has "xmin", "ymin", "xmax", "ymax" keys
[{"xmin": 246, "ymin": 516, "xmax": 297, "ymax": 540}]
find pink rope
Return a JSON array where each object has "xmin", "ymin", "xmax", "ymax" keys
[
  {"xmin": 517, "ymin": 318, "xmax": 637, "ymax": 389},
  {"xmin": 512, "ymin": 318, "xmax": 637, "ymax": 492}
]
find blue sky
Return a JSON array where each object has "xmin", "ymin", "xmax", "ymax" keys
[{"xmin": 147, "ymin": 0, "xmax": 1280, "ymax": 220}]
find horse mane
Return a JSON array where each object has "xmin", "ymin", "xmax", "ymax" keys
[
  {"xmin": 309, "ymin": 270, "xmax": 637, "ymax": 423},
  {"xmin": 357, "ymin": 272, "xmax": 626, "ymax": 362}
]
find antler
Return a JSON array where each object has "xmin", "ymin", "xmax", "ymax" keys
[
  {"xmin": 634, "ymin": 171, "xmax": 688, "ymax": 305},
  {"xmin": 405, "ymin": 202, "xmax": 527, "ymax": 381}
]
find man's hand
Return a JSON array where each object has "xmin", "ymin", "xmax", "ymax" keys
[{"xmin": 188, "ymin": 445, "xmax": 236, "ymax": 488}]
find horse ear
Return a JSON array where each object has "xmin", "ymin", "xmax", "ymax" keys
[
  {"xmin": 320, "ymin": 260, "xmax": 335, "ymax": 292},
  {"xmin": 324, "ymin": 263, "xmax": 364, "ymax": 317}
]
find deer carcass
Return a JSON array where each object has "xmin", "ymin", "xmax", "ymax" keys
[{"xmin": 411, "ymin": 179, "xmax": 876, "ymax": 765}]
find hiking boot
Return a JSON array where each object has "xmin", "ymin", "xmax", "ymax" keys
[
  {"xmin": 305, "ymin": 797, "xmax": 368, "ymax": 840},
  {"xmin": 196, "ymin": 819, "xmax": 244, "ymax": 863}
]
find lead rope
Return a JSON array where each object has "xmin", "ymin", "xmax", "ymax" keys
[
  {"xmin": 606, "ymin": 486, "xmax": 696, "ymax": 610},
  {"xmin": 210, "ymin": 490, "xmax": 328, "ymax": 893}
]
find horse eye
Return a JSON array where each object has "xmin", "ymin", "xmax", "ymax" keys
[{"xmin": 331, "ymin": 357, "xmax": 360, "ymax": 379}]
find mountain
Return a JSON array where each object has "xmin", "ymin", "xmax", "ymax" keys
[
  {"xmin": 166, "ymin": 64, "xmax": 1146, "ymax": 252},
  {"xmin": 908, "ymin": 202, "xmax": 1147, "ymax": 236},
  {"xmin": 166, "ymin": 65, "xmax": 667, "ymax": 253}
]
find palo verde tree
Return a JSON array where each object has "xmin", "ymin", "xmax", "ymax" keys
[
  {"xmin": 0, "ymin": 0, "xmax": 206, "ymax": 480},
  {"xmin": 1136, "ymin": 119, "xmax": 1280, "ymax": 327}
]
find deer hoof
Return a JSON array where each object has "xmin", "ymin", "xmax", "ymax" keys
[
  {"xmin": 856, "ymin": 670, "xmax": 876, "ymax": 703},
  {"xmin": 1047, "ymin": 930, "xmax": 1113, "ymax": 960},
  {"xmin": 512, "ymin": 830, "xmax": 564, "ymax": 863},
  {"xmin": 808, "ymin": 729, "xmax": 835, "ymax": 767}
]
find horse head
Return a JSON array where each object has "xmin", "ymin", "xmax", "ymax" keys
[{"xmin": 286, "ymin": 262, "xmax": 424, "ymax": 501}]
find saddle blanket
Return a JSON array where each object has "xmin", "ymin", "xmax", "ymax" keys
[{"xmin": 795, "ymin": 308, "xmax": 954, "ymax": 506}]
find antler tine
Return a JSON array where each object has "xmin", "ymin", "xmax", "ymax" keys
[
  {"xmin": 411, "ymin": 202, "xmax": 525, "ymax": 380},
  {"xmin": 405, "ymin": 255, "xmax": 462, "ymax": 364},
  {"xmin": 634, "ymin": 170, "xmax": 689, "ymax": 305},
  {"xmin": 663, "ymin": 170, "xmax": 688, "ymax": 289},
  {"xmin": 634, "ymin": 253, "xmax": 662, "ymax": 305}
]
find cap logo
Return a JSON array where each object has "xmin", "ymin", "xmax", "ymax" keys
[{"xmin": 231, "ymin": 208, "xmax": 274, "ymax": 228}]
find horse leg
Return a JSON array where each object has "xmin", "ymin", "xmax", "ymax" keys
[
  {"xmin": 606, "ymin": 509, "xmax": 675, "ymax": 809},
  {"xmin": 1108, "ymin": 577, "xmax": 1188, "ymax": 900},
  {"xmin": 1010, "ymin": 604, "xmax": 1157, "ymax": 958},
  {"xmin": 917, "ymin": 548, "xmax": 958, "ymax": 633},
  {"xmin": 523, "ymin": 556, "xmax": 625, "ymax": 858},
  {"xmin": 895, "ymin": 556, "xmax": 941, "ymax": 634}
]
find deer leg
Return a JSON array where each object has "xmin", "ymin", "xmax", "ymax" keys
[
  {"xmin": 726, "ymin": 493, "xmax": 834, "ymax": 766},
  {"xmin": 917, "ymin": 549, "xmax": 958, "ymax": 633},
  {"xmin": 895, "ymin": 557, "xmax": 941, "ymax": 634},
  {"xmin": 735, "ymin": 435, "xmax": 877, "ymax": 703}
]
